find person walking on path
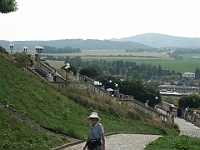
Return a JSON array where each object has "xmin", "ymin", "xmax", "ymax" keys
[
  {"xmin": 144, "ymin": 100, "xmax": 149, "ymax": 114},
  {"xmin": 53, "ymin": 70, "xmax": 57, "ymax": 82},
  {"xmin": 83, "ymin": 112, "xmax": 105, "ymax": 150},
  {"xmin": 184, "ymin": 107, "xmax": 189, "ymax": 120},
  {"xmin": 169, "ymin": 104, "xmax": 174, "ymax": 114},
  {"xmin": 145, "ymin": 100, "xmax": 149, "ymax": 108},
  {"xmin": 171, "ymin": 110, "xmax": 176, "ymax": 123},
  {"xmin": 193, "ymin": 110, "xmax": 197, "ymax": 124},
  {"xmin": 46, "ymin": 72, "xmax": 52, "ymax": 81}
]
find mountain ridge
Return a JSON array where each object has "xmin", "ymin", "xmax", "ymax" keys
[
  {"xmin": 111, "ymin": 33, "xmax": 200, "ymax": 48},
  {"xmin": 2, "ymin": 33, "xmax": 200, "ymax": 50},
  {"xmin": 0, "ymin": 39, "xmax": 151, "ymax": 51}
]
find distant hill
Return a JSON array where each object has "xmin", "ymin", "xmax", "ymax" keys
[
  {"xmin": 0, "ymin": 39, "xmax": 151, "ymax": 51},
  {"xmin": 111, "ymin": 33, "xmax": 200, "ymax": 48}
]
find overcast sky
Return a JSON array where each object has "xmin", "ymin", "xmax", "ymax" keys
[{"xmin": 1, "ymin": 0, "xmax": 200, "ymax": 41}]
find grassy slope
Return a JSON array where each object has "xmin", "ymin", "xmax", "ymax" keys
[
  {"xmin": 0, "ymin": 53, "xmax": 187, "ymax": 149},
  {"xmin": 0, "ymin": 107, "xmax": 66, "ymax": 150}
]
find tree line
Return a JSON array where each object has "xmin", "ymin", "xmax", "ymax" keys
[
  {"xmin": 169, "ymin": 48, "xmax": 200, "ymax": 59},
  {"xmin": 64, "ymin": 56, "xmax": 182, "ymax": 79},
  {"xmin": 43, "ymin": 46, "xmax": 81, "ymax": 53}
]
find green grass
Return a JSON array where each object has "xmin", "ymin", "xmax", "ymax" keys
[
  {"xmin": 129, "ymin": 59, "xmax": 200, "ymax": 73},
  {"xmin": 145, "ymin": 135, "xmax": 200, "ymax": 150},
  {"xmin": 0, "ymin": 107, "xmax": 66, "ymax": 150},
  {"xmin": 0, "ymin": 53, "xmax": 199, "ymax": 149},
  {"xmin": 81, "ymin": 58, "xmax": 200, "ymax": 73}
]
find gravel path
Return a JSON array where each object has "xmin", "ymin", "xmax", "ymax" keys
[
  {"xmin": 62, "ymin": 134, "xmax": 162, "ymax": 150},
  {"xmin": 174, "ymin": 117, "xmax": 200, "ymax": 138}
]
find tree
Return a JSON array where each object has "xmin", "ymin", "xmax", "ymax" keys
[
  {"xmin": 80, "ymin": 66, "xmax": 99, "ymax": 79},
  {"xmin": 178, "ymin": 93, "xmax": 200, "ymax": 108},
  {"xmin": 96, "ymin": 76, "xmax": 121, "ymax": 89},
  {"xmin": 61, "ymin": 64, "xmax": 78, "ymax": 75},
  {"xmin": 195, "ymin": 67, "xmax": 200, "ymax": 79},
  {"xmin": 0, "ymin": 0, "xmax": 18, "ymax": 13},
  {"xmin": 14, "ymin": 52, "xmax": 29, "ymax": 67},
  {"xmin": 119, "ymin": 77, "xmax": 161, "ymax": 106},
  {"xmin": 171, "ymin": 70, "xmax": 175, "ymax": 75},
  {"xmin": 157, "ymin": 65, "xmax": 162, "ymax": 76},
  {"xmin": 64, "ymin": 56, "xmax": 70, "ymax": 65}
]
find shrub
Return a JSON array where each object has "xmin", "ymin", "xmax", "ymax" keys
[
  {"xmin": 0, "ymin": 46, "xmax": 9, "ymax": 55},
  {"xmin": 178, "ymin": 93, "xmax": 200, "ymax": 108}
]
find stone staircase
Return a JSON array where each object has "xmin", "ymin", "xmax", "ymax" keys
[{"xmin": 31, "ymin": 68, "xmax": 46, "ymax": 79}]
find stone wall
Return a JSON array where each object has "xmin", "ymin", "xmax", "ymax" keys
[{"xmin": 118, "ymin": 95, "xmax": 168, "ymax": 121}]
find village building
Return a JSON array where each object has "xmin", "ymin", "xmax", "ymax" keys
[{"xmin": 182, "ymin": 72, "xmax": 195, "ymax": 78}]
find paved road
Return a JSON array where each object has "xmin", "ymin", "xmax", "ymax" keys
[
  {"xmin": 175, "ymin": 117, "xmax": 200, "ymax": 138},
  {"xmin": 65, "ymin": 134, "xmax": 162, "ymax": 150}
]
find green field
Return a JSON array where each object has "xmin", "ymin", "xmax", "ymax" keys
[
  {"xmin": 47, "ymin": 58, "xmax": 200, "ymax": 73},
  {"xmin": 14, "ymin": 50, "xmax": 200, "ymax": 73},
  {"xmin": 117, "ymin": 59, "xmax": 200, "ymax": 73},
  {"xmin": 180, "ymin": 53, "xmax": 200, "ymax": 59}
]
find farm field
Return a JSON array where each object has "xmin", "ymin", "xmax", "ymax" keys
[
  {"xmin": 180, "ymin": 53, "xmax": 200, "ymax": 59},
  {"xmin": 13, "ymin": 49, "xmax": 166, "ymax": 55},
  {"xmin": 43, "ymin": 50, "xmax": 169, "ymax": 58},
  {"xmin": 13, "ymin": 50, "xmax": 200, "ymax": 73},
  {"xmin": 46, "ymin": 58, "xmax": 200, "ymax": 73},
  {"xmin": 46, "ymin": 60, "xmax": 65, "ymax": 68},
  {"xmin": 13, "ymin": 50, "xmax": 169, "ymax": 58}
]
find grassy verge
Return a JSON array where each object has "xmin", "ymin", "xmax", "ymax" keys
[{"xmin": 145, "ymin": 135, "xmax": 200, "ymax": 150}]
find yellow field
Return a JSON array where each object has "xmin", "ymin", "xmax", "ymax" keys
[
  {"xmin": 42, "ymin": 50, "xmax": 169, "ymax": 58},
  {"xmin": 46, "ymin": 60, "xmax": 65, "ymax": 69},
  {"xmin": 12, "ymin": 49, "xmax": 169, "ymax": 58}
]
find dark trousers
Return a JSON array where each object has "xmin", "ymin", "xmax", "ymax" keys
[{"xmin": 53, "ymin": 76, "xmax": 57, "ymax": 82}]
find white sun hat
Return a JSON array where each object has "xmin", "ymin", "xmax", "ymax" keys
[{"xmin": 88, "ymin": 112, "xmax": 101, "ymax": 120}]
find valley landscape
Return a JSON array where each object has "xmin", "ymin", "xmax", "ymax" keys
[{"xmin": 2, "ymin": 1, "xmax": 200, "ymax": 149}]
